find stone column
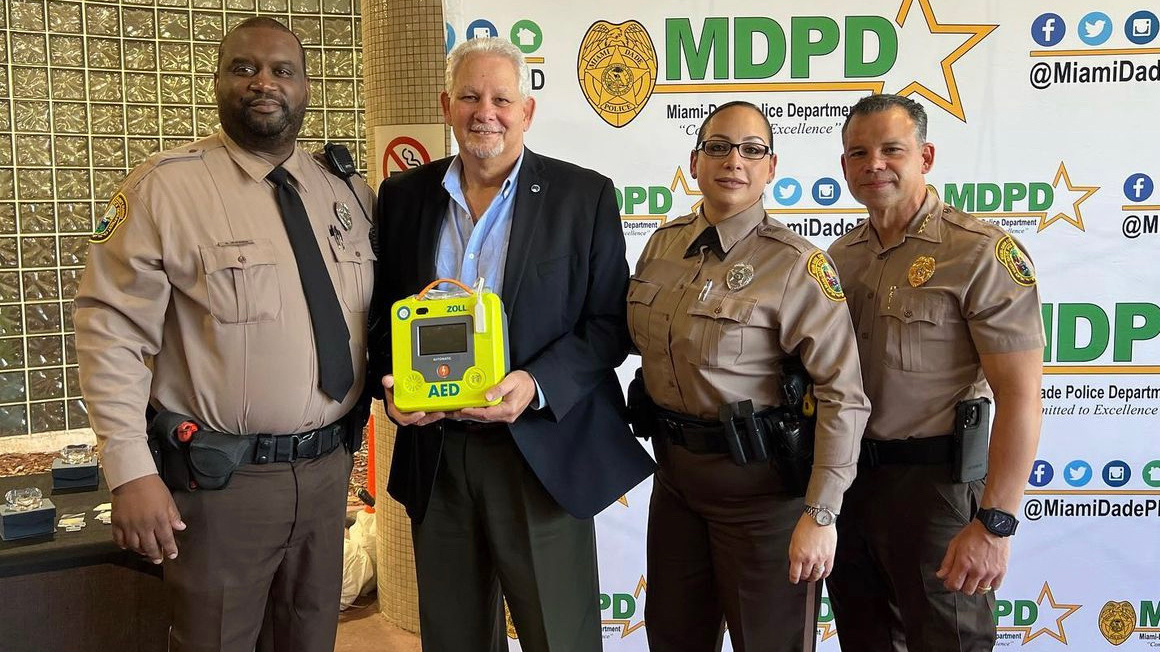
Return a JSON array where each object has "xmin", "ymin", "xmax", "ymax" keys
[{"xmin": 362, "ymin": 0, "xmax": 446, "ymax": 633}]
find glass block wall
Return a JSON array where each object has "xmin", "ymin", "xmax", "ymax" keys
[{"xmin": 0, "ymin": 0, "xmax": 367, "ymax": 437}]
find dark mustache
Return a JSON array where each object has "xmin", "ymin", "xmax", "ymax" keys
[{"xmin": 244, "ymin": 94, "xmax": 287, "ymax": 106}]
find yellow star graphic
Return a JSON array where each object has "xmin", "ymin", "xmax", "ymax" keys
[
  {"xmin": 1015, "ymin": 582, "xmax": 1082, "ymax": 644},
  {"xmin": 602, "ymin": 575, "xmax": 649, "ymax": 638},
  {"xmin": 893, "ymin": 0, "xmax": 997, "ymax": 122},
  {"xmin": 670, "ymin": 166, "xmax": 704, "ymax": 214},
  {"xmin": 1038, "ymin": 161, "xmax": 1099, "ymax": 232},
  {"xmin": 818, "ymin": 622, "xmax": 840, "ymax": 642}
]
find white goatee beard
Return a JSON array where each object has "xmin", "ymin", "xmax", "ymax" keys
[
  {"xmin": 461, "ymin": 138, "xmax": 503, "ymax": 158},
  {"xmin": 463, "ymin": 130, "xmax": 506, "ymax": 159}
]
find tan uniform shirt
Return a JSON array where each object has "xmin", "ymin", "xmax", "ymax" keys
[
  {"xmin": 628, "ymin": 200, "xmax": 870, "ymax": 509},
  {"xmin": 74, "ymin": 131, "xmax": 376, "ymax": 490},
  {"xmin": 828, "ymin": 190, "xmax": 1044, "ymax": 442}
]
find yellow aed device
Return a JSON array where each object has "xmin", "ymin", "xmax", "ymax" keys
[{"xmin": 391, "ymin": 278, "xmax": 510, "ymax": 412}]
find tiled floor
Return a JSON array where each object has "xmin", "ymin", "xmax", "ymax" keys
[{"xmin": 336, "ymin": 597, "xmax": 421, "ymax": 652}]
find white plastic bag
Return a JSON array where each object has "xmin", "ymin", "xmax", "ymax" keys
[{"xmin": 339, "ymin": 509, "xmax": 377, "ymax": 610}]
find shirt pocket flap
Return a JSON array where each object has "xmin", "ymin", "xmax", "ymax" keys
[
  {"xmin": 882, "ymin": 290, "xmax": 945, "ymax": 325},
  {"xmin": 627, "ymin": 278, "xmax": 661, "ymax": 306},
  {"xmin": 327, "ymin": 235, "xmax": 375, "ymax": 264},
  {"xmin": 687, "ymin": 294, "xmax": 756, "ymax": 324},
  {"xmin": 199, "ymin": 239, "xmax": 277, "ymax": 274}
]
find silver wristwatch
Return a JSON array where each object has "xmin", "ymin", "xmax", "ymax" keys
[{"xmin": 804, "ymin": 504, "xmax": 837, "ymax": 526}]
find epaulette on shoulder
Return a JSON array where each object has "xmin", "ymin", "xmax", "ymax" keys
[
  {"xmin": 940, "ymin": 204, "xmax": 993, "ymax": 237},
  {"xmin": 154, "ymin": 140, "xmax": 213, "ymax": 166},
  {"xmin": 656, "ymin": 213, "xmax": 697, "ymax": 231},
  {"xmin": 755, "ymin": 221, "xmax": 810, "ymax": 254},
  {"xmin": 118, "ymin": 141, "xmax": 215, "ymax": 195}
]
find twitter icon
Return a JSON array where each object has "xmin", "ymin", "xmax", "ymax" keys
[
  {"xmin": 1063, "ymin": 460, "xmax": 1092, "ymax": 487},
  {"xmin": 1078, "ymin": 11, "xmax": 1112, "ymax": 45},
  {"xmin": 772, "ymin": 177, "xmax": 802, "ymax": 206}
]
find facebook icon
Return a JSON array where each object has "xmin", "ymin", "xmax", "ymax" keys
[
  {"xmin": 1124, "ymin": 173, "xmax": 1155, "ymax": 202},
  {"xmin": 1028, "ymin": 459, "xmax": 1054, "ymax": 487},
  {"xmin": 1032, "ymin": 13, "xmax": 1066, "ymax": 47}
]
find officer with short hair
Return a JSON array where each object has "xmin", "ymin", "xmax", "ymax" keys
[
  {"xmin": 826, "ymin": 94, "xmax": 1044, "ymax": 652},
  {"xmin": 74, "ymin": 17, "xmax": 373, "ymax": 652}
]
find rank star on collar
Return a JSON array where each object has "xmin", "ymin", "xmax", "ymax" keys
[
  {"xmin": 889, "ymin": 0, "xmax": 997, "ymax": 122},
  {"xmin": 1038, "ymin": 161, "xmax": 1100, "ymax": 232}
]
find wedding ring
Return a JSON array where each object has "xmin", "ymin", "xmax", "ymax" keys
[{"xmin": 978, "ymin": 585, "xmax": 993, "ymax": 592}]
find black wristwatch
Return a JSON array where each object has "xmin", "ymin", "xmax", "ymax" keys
[{"xmin": 975, "ymin": 508, "xmax": 1018, "ymax": 537}]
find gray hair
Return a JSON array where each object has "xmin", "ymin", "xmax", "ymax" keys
[
  {"xmin": 445, "ymin": 38, "xmax": 531, "ymax": 98},
  {"xmin": 841, "ymin": 94, "xmax": 928, "ymax": 145}
]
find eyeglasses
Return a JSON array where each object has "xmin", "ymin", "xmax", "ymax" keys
[{"xmin": 696, "ymin": 139, "xmax": 772, "ymax": 160}]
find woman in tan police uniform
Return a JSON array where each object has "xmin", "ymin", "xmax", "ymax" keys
[{"xmin": 628, "ymin": 101, "xmax": 870, "ymax": 652}]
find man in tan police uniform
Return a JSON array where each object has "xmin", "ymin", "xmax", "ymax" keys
[
  {"xmin": 73, "ymin": 17, "xmax": 374, "ymax": 652},
  {"xmin": 629, "ymin": 101, "xmax": 869, "ymax": 652},
  {"xmin": 826, "ymin": 94, "xmax": 1044, "ymax": 651}
]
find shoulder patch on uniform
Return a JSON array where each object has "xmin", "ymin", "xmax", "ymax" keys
[
  {"xmin": 995, "ymin": 235, "xmax": 1036, "ymax": 286},
  {"xmin": 90, "ymin": 193, "xmax": 129, "ymax": 243},
  {"xmin": 807, "ymin": 250, "xmax": 845, "ymax": 302}
]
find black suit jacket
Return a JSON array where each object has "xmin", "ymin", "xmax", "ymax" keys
[{"xmin": 369, "ymin": 149, "xmax": 655, "ymax": 522}]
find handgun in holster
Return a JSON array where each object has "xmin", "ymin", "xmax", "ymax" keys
[
  {"xmin": 146, "ymin": 410, "xmax": 252, "ymax": 492},
  {"xmin": 754, "ymin": 358, "xmax": 817, "ymax": 497}
]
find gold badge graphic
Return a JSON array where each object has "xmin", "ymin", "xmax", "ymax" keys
[
  {"xmin": 577, "ymin": 20, "xmax": 658, "ymax": 128},
  {"xmin": 726, "ymin": 263, "xmax": 755, "ymax": 291},
  {"xmin": 908, "ymin": 256, "xmax": 936, "ymax": 287},
  {"xmin": 1098, "ymin": 600, "xmax": 1136, "ymax": 646},
  {"xmin": 807, "ymin": 251, "xmax": 845, "ymax": 302},
  {"xmin": 995, "ymin": 236, "xmax": 1036, "ymax": 287}
]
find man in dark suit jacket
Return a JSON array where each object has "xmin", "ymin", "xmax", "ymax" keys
[{"xmin": 367, "ymin": 38, "xmax": 655, "ymax": 652}]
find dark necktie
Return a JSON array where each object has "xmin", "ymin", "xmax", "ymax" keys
[
  {"xmin": 684, "ymin": 225, "xmax": 726, "ymax": 260},
  {"xmin": 268, "ymin": 165, "xmax": 353, "ymax": 401}
]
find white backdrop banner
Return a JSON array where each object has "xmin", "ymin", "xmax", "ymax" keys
[{"xmin": 441, "ymin": 1, "xmax": 1160, "ymax": 649}]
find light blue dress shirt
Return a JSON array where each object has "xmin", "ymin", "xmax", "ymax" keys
[
  {"xmin": 435, "ymin": 152, "xmax": 523, "ymax": 294},
  {"xmin": 436, "ymin": 151, "xmax": 544, "ymax": 409}
]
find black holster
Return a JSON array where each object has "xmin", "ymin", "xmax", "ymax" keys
[
  {"xmin": 761, "ymin": 409, "xmax": 814, "ymax": 498},
  {"xmin": 147, "ymin": 411, "xmax": 251, "ymax": 492},
  {"xmin": 341, "ymin": 389, "xmax": 372, "ymax": 453},
  {"xmin": 626, "ymin": 368, "xmax": 656, "ymax": 440},
  {"xmin": 759, "ymin": 359, "xmax": 816, "ymax": 497}
]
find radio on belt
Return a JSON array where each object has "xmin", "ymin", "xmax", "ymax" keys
[{"xmin": 391, "ymin": 277, "xmax": 510, "ymax": 412}]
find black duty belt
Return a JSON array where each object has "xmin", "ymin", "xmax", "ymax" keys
[
  {"xmin": 249, "ymin": 422, "xmax": 346, "ymax": 464},
  {"xmin": 654, "ymin": 408, "xmax": 734, "ymax": 455},
  {"xmin": 859, "ymin": 434, "xmax": 954, "ymax": 469}
]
